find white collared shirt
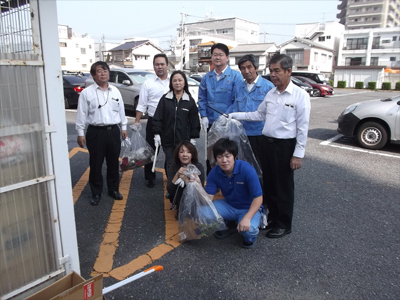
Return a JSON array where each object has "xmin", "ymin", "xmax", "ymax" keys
[
  {"xmin": 75, "ymin": 83, "xmax": 128, "ymax": 136},
  {"xmin": 214, "ymin": 65, "xmax": 228, "ymax": 81},
  {"xmin": 246, "ymin": 75, "xmax": 259, "ymax": 91},
  {"xmin": 136, "ymin": 75, "xmax": 170, "ymax": 117},
  {"xmin": 240, "ymin": 81, "xmax": 311, "ymax": 158}
]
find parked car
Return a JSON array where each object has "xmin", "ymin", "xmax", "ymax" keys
[
  {"xmin": 337, "ymin": 96, "xmax": 400, "ymax": 150},
  {"xmin": 262, "ymin": 75, "xmax": 314, "ymax": 96},
  {"xmin": 190, "ymin": 73, "xmax": 206, "ymax": 83},
  {"xmin": 85, "ymin": 68, "xmax": 155, "ymax": 112},
  {"xmin": 294, "ymin": 76, "xmax": 334, "ymax": 97},
  {"xmin": 187, "ymin": 77, "xmax": 199, "ymax": 103},
  {"xmin": 63, "ymin": 74, "xmax": 87, "ymax": 108},
  {"xmin": 291, "ymin": 71, "xmax": 331, "ymax": 86}
]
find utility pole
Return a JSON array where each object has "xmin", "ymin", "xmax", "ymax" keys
[
  {"xmin": 259, "ymin": 31, "xmax": 269, "ymax": 43},
  {"xmin": 100, "ymin": 34, "xmax": 105, "ymax": 61},
  {"xmin": 179, "ymin": 11, "xmax": 186, "ymax": 71}
]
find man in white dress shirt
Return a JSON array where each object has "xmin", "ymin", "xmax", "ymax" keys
[
  {"xmin": 133, "ymin": 53, "xmax": 169, "ymax": 188},
  {"xmin": 229, "ymin": 54, "xmax": 311, "ymax": 238},
  {"xmin": 76, "ymin": 61, "xmax": 128, "ymax": 205}
]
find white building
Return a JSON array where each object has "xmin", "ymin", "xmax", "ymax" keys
[
  {"xmin": 335, "ymin": 26, "xmax": 400, "ymax": 88},
  {"xmin": 229, "ymin": 43, "xmax": 278, "ymax": 74},
  {"xmin": 94, "ymin": 42, "xmax": 120, "ymax": 62},
  {"xmin": 170, "ymin": 16, "xmax": 259, "ymax": 71},
  {"xmin": 58, "ymin": 25, "xmax": 95, "ymax": 72}
]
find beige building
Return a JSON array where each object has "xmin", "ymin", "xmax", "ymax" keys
[{"xmin": 337, "ymin": 0, "xmax": 400, "ymax": 29}]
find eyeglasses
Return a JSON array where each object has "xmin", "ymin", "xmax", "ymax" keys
[
  {"xmin": 212, "ymin": 53, "xmax": 226, "ymax": 58},
  {"xmin": 96, "ymin": 69, "xmax": 109, "ymax": 74}
]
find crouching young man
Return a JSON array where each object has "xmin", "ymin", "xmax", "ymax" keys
[{"xmin": 205, "ymin": 138, "xmax": 263, "ymax": 249}]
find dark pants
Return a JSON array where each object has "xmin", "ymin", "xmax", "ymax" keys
[
  {"xmin": 86, "ymin": 124, "xmax": 121, "ymax": 196},
  {"xmin": 162, "ymin": 145, "xmax": 175, "ymax": 179},
  {"xmin": 249, "ymin": 135, "xmax": 265, "ymax": 189},
  {"xmin": 145, "ymin": 117, "xmax": 156, "ymax": 182},
  {"xmin": 260, "ymin": 136, "xmax": 296, "ymax": 230}
]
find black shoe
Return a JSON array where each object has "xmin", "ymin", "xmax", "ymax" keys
[
  {"xmin": 108, "ymin": 191, "xmax": 123, "ymax": 200},
  {"xmin": 266, "ymin": 227, "xmax": 291, "ymax": 238},
  {"xmin": 91, "ymin": 195, "xmax": 101, "ymax": 206},
  {"xmin": 145, "ymin": 180, "xmax": 154, "ymax": 188}
]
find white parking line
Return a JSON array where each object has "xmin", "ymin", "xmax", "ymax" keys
[
  {"xmin": 329, "ymin": 91, "xmax": 373, "ymax": 97},
  {"xmin": 321, "ymin": 135, "xmax": 400, "ymax": 159}
]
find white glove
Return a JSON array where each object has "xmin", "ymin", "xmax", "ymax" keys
[
  {"xmin": 154, "ymin": 134, "xmax": 161, "ymax": 147},
  {"xmin": 228, "ymin": 113, "xmax": 245, "ymax": 120},
  {"xmin": 190, "ymin": 139, "xmax": 196, "ymax": 146},
  {"xmin": 130, "ymin": 123, "xmax": 142, "ymax": 131},
  {"xmin": 201, "ymin": 117, "xmax": 209, "ymax": 131},
  {"xmin": 174, "ymin": 178, "xmax": 185, "ymax": 188}
]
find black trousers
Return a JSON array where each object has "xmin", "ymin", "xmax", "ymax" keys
[
  {"xmin": 249, "ymin": 135, "xmax": 265, "ymax": 188},
  {"xmin": 162, "ymin": 145, "xmax": 175, "ymax": 179},
  {"xmin": 145, "ymin": 117, "xmax": 156, "ymax": 182},
  {"xmin": 86, "ymin": 124, "xmax": 121, "ymax": 196},
  {"xmin": 260, "ymin": 136, "xmax": 296, "ymax": 230}
]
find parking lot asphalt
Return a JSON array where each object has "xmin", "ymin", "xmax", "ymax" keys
[{"xmin": 65, "ymin": 89, "xmax": 400, "ymax": 299}]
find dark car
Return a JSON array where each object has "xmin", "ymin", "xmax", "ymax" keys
[
  {"xmin": 262, "ymin": 75, "xmax": 314, "ymax": 96},
  {"xmin": 337, "ymin": 96, "xmax": 400, "ymax": 150},
  {"xmin": 190, "ymin": 73, "xmax": 206, "ymax": 83},
  {"xmin": 291, "ymin": 71, "xmax": 331, "ymax": 86},
  {"xmin": 294, "ymin": 76, "xmax": 334, "ymax": 97},
  {"xmin": 63, "ymin": 74, "xmax": 87, "ymax": 108}
]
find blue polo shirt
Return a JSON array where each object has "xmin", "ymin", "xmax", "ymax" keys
[{"xmin": 205, "ymin": 160, "xmax": 262, "ymax": 209}]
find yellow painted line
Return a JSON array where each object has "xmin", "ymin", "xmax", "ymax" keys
[
  {"xmin": 69, "ymin": 147, "xmax": 88, "ymax": 159},
  {"xmin": 91, "ymin": 169, "xmax": 134, "ymax": 277},
  {"xmin": 107, "ymin": 168, "xmax": 182, "ymax": 280},
  {"xmin": 69, "ymin": 147, "xmax": 90, "ymax": 204}
]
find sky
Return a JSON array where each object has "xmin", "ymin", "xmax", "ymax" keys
[{"xmin": 56, "ymin": 0, "xmax": 340, "ymax": 49}]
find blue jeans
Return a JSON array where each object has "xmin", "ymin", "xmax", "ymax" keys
[{"xmin": 214, "ymin": 199, "xmax": 261, "ymax": 243}]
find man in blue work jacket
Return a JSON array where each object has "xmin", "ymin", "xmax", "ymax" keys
[
  {"xmin": 198, "ymin": 43, "xmax": 243, "ymax": 173},
  {"xmin": 227, "ymin": 54, "xmax": 274, "ymax": 178}
]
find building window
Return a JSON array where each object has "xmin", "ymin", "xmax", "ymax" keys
[
  {"xmin": 327, "ymin": 36, "xmax": 331, "ymax": 39},
  {"xmin": 346, "ymin": 38, "xmax": 368, "ymax": 50},
  {"xmin": 393, "ymin": 36, "xmax": 397, "ymax": 41},
  {"xmin": 134, "ymin": 55, "xmax": 149, "ymax": 61},
  {"xmin": 59, "ymin": 42, "xmax": 67, "ymax": 47},
  {"xmin": 216, "ymin": 28, "xmax": 233, "ymax": 34},
  {"xmin": 89, "ymin": 45, "xmax": 92, "ymax": 49},
  {"xmin": 81, "ymin": 48, "xmax": 86, "ymax": 54},
  {"xmin": 345, "ymin": 57, "xmax": 366, "ymax": 66},
  {"xmin": 61, "ymin": 57, "xmax": 66, "ymax": 66},
  {"xmin": 321, "ymin": 54, "xmax": 327, "ymax": 63},
  {"xmin": 370, "ymin": 57, "xmax": 379, "ymax": 66},
  {"xmin": 286, "ymin": 50, "xmax": 303, "ymax": 65},
  {"xmin": 390, "ymin": 57, "xmax": 396, "ymax": 61},
  {"xmin": 82, "ymin": 64, "xmax": 87, "ymax": 68},
  {"xmin": 372, "ymin": 36, "xmax": 380, "ymax": 49},
  {"xmin": 314, "ymin": 52, "xmax": 318, "ymax": 62},
  {"xmin": 318, "ymin": 36, "xmax": 325, "ymax": 42},
  {"xmin": 382, "ymin": 39, "xmax": 391, "ymax": 44}
]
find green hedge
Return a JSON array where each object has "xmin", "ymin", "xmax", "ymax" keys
[
  {"xmin": 368, "ymin": 82, "xmax": 376, "ymax": 90},
  {"xmin": 355, "ymin": 81, "xmax": 364, "ymax": 89},
  {"xmin": 337, "ymin": 81, "xmax": 346, "ymax": 88},
  {"xmin": 329, "ymin": 80, "xmax": 333, "ymax": 87},
  {"xmin": 381, "ymin": 82, "xmax": 391, "ymax": 90},
  {"xmin": 395, "ymin": 82, "xmax": 400, "ymax": 91}
]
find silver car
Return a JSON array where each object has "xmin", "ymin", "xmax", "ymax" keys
[
  {"xmin": 337, "ymin": 96, "xmax": 400, "ymax": 149},
  {"xmin": 85, "ymin": 68, "xmax": 155, "ymax": 112}
]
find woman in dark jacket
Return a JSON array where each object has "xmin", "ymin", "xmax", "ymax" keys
[
  {"xmin": 152, "ymin": 70, "xmax": 200, "ymax": 177},
  {"xmin": 167, "ymin": 140, "xmax": 205, "ymax": 219}
]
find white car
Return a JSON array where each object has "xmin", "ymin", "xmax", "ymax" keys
[{"xmin": 187, "ymin": 77, "xmax": 199, "ymax": 103}]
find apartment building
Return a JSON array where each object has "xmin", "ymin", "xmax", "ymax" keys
[
  {"xmin": 337, "ymin": 0, "xmax": 400, "ymax": 29},
  {"xmin": 58, "ymin": 25, "xmax": 95, "ymax": 72}
]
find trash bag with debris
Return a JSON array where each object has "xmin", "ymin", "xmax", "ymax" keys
[
  {"xmin": 207, "ymin": 115, "xmax": 262, "ymax": 177},
  {"xmin": 120, "ymin": 127, "xmax": 154, "ymax": 171},
  {"xmin": 178, "ymin": 164, "xmax": 227, "ymax": 242}
]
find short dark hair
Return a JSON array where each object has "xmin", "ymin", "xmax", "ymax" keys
[
  {"xmin": 269, "ymin": 53, "xmax": 292, "ymax": 70},
  {"xmin": 173, "ymin": 140, "xmax": 199, "ymax": 165},
  {"xmin": 169, "ymin": 70, "xmax": 191, "ymax": 96},
  {"xmin": 238, "ymin": 54, "xmax": 258, "ymax": 69},
  {"xmin": 90, "ymin": 61, "xmax": 109, "ymax": 76},
  {"xmin": 213, "ymin": 138, "xmax": 238, "ymax": 160},
  {"xmin": 211, "ymin": 43, "xmax": 229, "ymax": 56},
  {"xmin": 153, "ymin": 53, "xmax": 168, "ymax": 65}
]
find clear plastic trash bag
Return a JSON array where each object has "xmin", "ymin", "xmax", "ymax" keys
[
  {"xmin": 178, "ymin": 164, "xmax": 227, "ymax": 242},
  {"xmin": 207, "ymin": 116, "xmax": 262, "ymax": 177},
  {"xmin": 120, "ymin": 127, "xmax": 154, "ymax": 171}
]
